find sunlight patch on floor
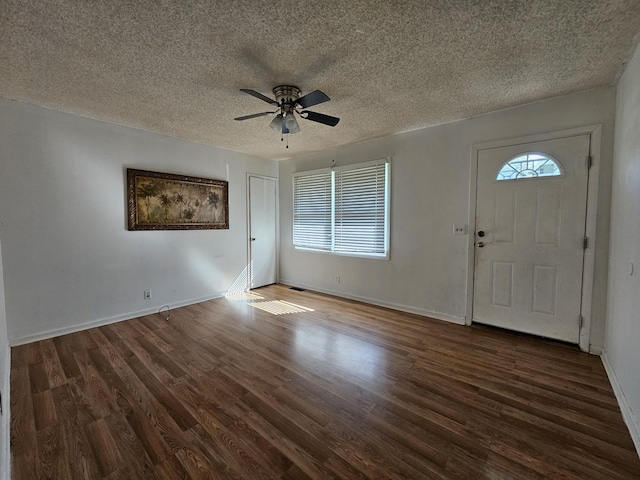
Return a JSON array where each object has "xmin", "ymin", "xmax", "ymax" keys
[
  {"xmin": 248, "ymin": 300, "xmax": 315, "ymax": 315},
  {"xmin": 226, "ymin": 291, "xmax": 264, "ymax": 301}
]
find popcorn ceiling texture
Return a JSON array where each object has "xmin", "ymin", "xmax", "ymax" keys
[{"xmin": 1, "ymin": 0, "xmax": 639, "ymax": 160}]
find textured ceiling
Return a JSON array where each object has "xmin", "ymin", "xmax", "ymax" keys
[{"xmin": 2, "ymin": 1, "xmax": 640, "ymax": 160}]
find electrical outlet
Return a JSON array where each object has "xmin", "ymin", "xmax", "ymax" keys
[
  {"xmin": 453, "ymin": 224, "xmax": 467, "ymax": 235},
  {"xmin": 335, "ymin": 275, "xmax": 341, "ymax": 284},
  {"xmin": 144, "ymin": 289, "xmax": 152, "ymax": 299}
]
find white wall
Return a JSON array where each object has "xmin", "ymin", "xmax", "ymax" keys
[
  {"xmin": 279, "ymin": 87, "xmax": 616, "ymax": 351},
  {"xmin": 604, "ymin": 42, "xmax": 640, "ymax": 452},
  {"xmin": 0, "ymin": 99, "xmax": 276, "ymax": 344},
  {"xmin": 0, "ymin": 239, "xmax": 9, "ymax": 480}
]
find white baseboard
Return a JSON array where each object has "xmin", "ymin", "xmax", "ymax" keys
[
  {"xmin": 9, "ymin": 292, "xmax": 225, "ymax": 347},
  {"xmin": 278, "ymin": 280, "xmax": 466, "ymax": 326},
  {"xmin": 601, "ymin": 351, "xmax": 640, "ymax": 457}
]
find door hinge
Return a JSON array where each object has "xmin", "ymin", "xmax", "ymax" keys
[
  {"xmin": 588, "ymin": 155, "xmax": 593, "ymax": 169},
  {"xmin": 583, "ymin": 236, "xmax": 589, "ymax": 249},
  {"xmin": 579, "ymin": 315, "xmax": 584, "ymax": 329}
]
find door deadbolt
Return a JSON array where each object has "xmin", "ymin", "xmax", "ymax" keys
[{"xmin": 477, "ymin": 230, "xmax": 485, "ymax": 237}]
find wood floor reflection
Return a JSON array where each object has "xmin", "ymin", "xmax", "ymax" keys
[{"xmin": 11, "ymin": 284, "xmax": 640, "ymax": 479}]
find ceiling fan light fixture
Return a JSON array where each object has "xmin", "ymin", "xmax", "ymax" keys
[
  {"xmin": 284, "ymin": 111, "xmax": 300, "ymax": 133},
  {"xmin": 269, "ymin": 113, "xmax": 283, "ymax": 131}
]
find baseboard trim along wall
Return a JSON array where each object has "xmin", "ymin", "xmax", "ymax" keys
[
  {"xmin": 278, "ymin": 280, "xmax": 466, "ymax": 326},
  {"xmin": 9, "ymin": 291, "xmax": 227, "ymax": 347},
  {"xmin": 602, "ymin": 351, "xmax": 640, "ymax": 456}
]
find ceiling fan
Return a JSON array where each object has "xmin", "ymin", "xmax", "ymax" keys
[{"xmin": 234, "ymin": 86, "xmax": 340, "ymax": 141}]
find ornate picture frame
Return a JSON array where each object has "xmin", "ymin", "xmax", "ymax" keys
[{"xmin": 127, "ymin": 168, "xmax": 229, "ymax": 230}]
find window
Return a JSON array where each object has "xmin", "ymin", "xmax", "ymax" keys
[
  {"xmin": 293, "ymin": 159, "xmax": 390, "ymax": 258},
  {"xmin": 497, "ymin": 153, "xmax": 562, "ymax": 180}
]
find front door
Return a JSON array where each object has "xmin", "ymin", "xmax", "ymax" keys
[
  {"xmin": 472, "ymin": 135, "xmax": 590, "ymax": 343},
  {"xmin": 249, "ymin": 175, "xmax": 277, "ymax": 289}
]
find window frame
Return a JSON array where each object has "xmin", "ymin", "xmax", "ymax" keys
[
  {"xmin": 496, "ymin": 151, "xmax": 563, "ymax": 181},
  {"xmin": 292, "ymin": 158, "xmax": 391, "ymax": 260}
]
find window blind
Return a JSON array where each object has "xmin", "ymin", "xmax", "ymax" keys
[
  {"xmin": 292, "ymin": 159, "xmax": 389, "ymax": 258},
  {"xmin": 334, "ymin": 163, "xmax": 387, "ymax": 255},
  {"xmin": 293, "ymin": 171, "xmax": 332, "ymax": 251}
]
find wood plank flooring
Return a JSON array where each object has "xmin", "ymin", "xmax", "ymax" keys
[{"xmin": 10, "ymin": 284, "xmax": 640, "ymax": 479}]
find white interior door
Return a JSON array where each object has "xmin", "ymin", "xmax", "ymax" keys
[
  {"xmin": 249, "ymin": 176, "xmax": 277, "ymax": 289},
  {"xmin": 472, "ymin": 135, "xmax": 590, "ymax": 342}
]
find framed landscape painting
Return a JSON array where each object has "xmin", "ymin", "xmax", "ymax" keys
[{"xmin": 127, "ymin": 168, "xmax": 229, "ymax": 230}]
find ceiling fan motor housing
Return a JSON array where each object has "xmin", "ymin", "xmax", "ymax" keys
[{"xmin": 273, "ymin": 85, "xmax": 301, "ymax": 111}]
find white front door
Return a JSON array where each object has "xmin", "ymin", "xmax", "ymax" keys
[
  {"xmin": 249, "ymin": 175, "xmax": 277, "ymax": 289},
  {"xmin": 472, "ymin": 135, "xmax": 590, "ymax": 343}
]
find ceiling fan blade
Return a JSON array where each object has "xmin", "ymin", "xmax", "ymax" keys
[
  {"xmin": 301, "ymin": 110, "xmax": 340, "ymax": 127},
  {"xmin": 295, "ymin": 90, "xmax": 330, "ymax": 109},
  {"xmin": 240, "ymin": 89, "xmax": 278, "ymax": 105},
  {"xmin": 234, "ymin": 111, "xmax": 275, "ymax": 121}
]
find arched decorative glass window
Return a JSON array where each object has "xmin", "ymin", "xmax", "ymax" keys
[{"xmin": 497, "ymin": 153, "xmax": 562, "ymax": 181}]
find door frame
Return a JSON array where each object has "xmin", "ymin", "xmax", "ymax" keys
[
  {"xmin": 246, "ymin": 173, "xmax": 279, "ymax": 290},
  {"xmin": 466, "ymin": 125, "xmax": 602, "ymax": 352}
]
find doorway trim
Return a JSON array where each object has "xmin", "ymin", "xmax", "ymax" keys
[
  {"xmin": 466, "ymin": 125, "xmax": 602, "ymax": 353},
  {"xmin": 246, "ymin": 173, "xmax": 279, "ymax": 290}
]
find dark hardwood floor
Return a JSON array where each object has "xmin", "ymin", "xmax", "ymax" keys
[{"xmin": 10, "ymin": 284, "xmax": 640, "ymax": 479}]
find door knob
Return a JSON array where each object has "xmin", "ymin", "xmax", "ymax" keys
[
  {"xmin": 477, "ymin": 241, "xmax": 485, "ymax": 248},
  {"xmin": 250, "ymin": 237, "xmax": 256, "ymax": 241},
  {"xmin": 478, "ymin": 230, "xmax": 485, "ymax": 237}
]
